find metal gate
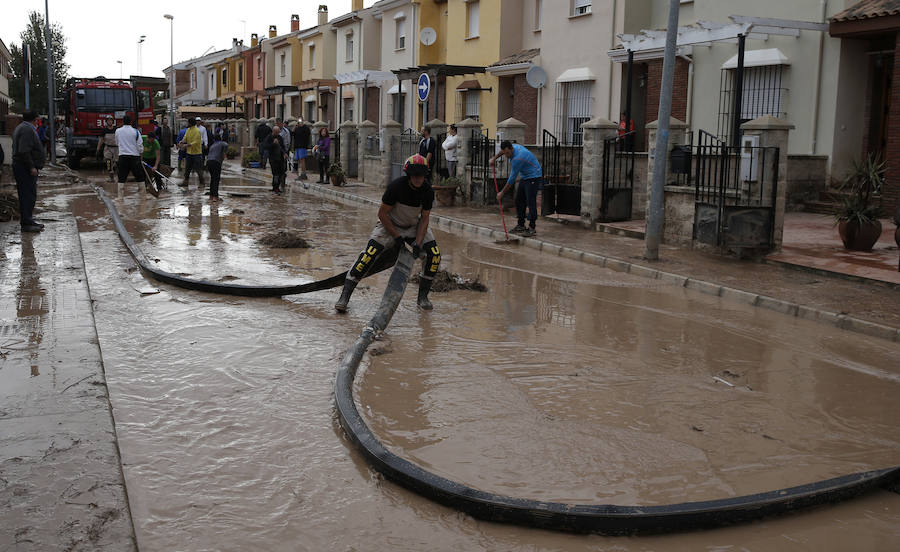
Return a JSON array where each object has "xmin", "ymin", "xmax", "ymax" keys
[
  {"xmin": 468, "ymin": 130, "xmax": 509, "ymax": 205},
  {"xmin": 332, "ymin": 128, "xmax": 341, "ymax": 166},
  {"xmin": 541, "ymin": 130, "xmax": 582, "ymax": 216},
  {"xmin": 693, "ymin": 130, "xmax": 779, "ymax": 251},
  {"xmin": 391, "ymin": 128, "xmax": 421, "ymax": 181},
  {"xmin": 600, "ymin": 131, "xmax": 636, "ymax": 221},
  {"xmin": 347, "ymin": 129, "xmax": 359, "ymax": 177}
]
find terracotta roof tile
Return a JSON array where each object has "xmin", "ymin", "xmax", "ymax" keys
[
  {"xmin": 832, "ymin": 0, "xmax": 900, "ymax": 22},
  {"xmin": 488, "ymin": 48, "xmax": 540, "ymax": 68}
]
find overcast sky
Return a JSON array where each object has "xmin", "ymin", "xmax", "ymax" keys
[{"xmin": 3, "ymin": 1, "xmax": 378, "ymax": 79}]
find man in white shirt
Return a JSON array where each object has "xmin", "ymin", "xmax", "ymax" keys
[
  {"xmin": 115, "ymin": 114, "xmax": 145, "ymax": 183},
  {"xmin": 441, "ymin": 124, "xmax": 459, "ymax": 177}
]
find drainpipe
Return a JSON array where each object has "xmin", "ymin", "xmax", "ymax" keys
[
  {"xmin": 681, "ymin": 54, "xmax": 694, "ymax": 126},
  {"xmin": 810, "ymin": 0, "xmax": 827, "ymax": 155},
  {"xmin": 607, "ymin": 0, "xmax": 618, "ymax": 118}
]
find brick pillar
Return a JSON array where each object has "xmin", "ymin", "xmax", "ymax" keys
[
  {"xmin": 357, "ymin": 120, "xmax": 376, "ymax": 182},
  {"xmin": 579, "ymin": 118, "xmax": 619, "ymax": 227},
  {"xmin": 647, "ymin": 117, "xmax": 689, "ymax": 243},
  {"xmin": 249, "ymin": 118, "xmax": 259, "ymax": 147},
  {"xmin": 454, "ymin": 117, "xmax": 483, "ymax": 203},
  {"xmin": 382, "ymin": 119, "xmax": 402, "ymax": 188},
  {"xmin": 741, "ymin": 116, "xmax": 794, "ymax": 250},
  {"xmin": 339, "ymin": 120, "xmax": 357, "ymax": 175}
]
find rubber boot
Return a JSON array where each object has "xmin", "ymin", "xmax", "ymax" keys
[
  {"xmin": 417, "ymin": 277, "xmax": 434, "ymax": 310},
  {"xmin": 334, "ymin": 279, "xmax": 358, "ymax": 313}
]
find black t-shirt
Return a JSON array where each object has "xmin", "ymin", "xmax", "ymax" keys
[
  {"xmin": 293, "ymin": 125, "xmax": 311, "ymax": 148},
  {"xmin": 382, "ymin": 176, "xmax": 434, "ymax": 211},
  {"xmin": 255, "ymin": 124, "xmax": 271, "ymax": 143},
  {"xmin": 418, "ymin": 137, "xmax": 436, "ymax": 166}
]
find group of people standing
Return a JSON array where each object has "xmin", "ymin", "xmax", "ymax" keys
[{"xmin": 254, "ymin": 119, "xmax": 334, "ymax": 193}]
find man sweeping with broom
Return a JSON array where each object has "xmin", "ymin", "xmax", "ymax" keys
[
  {"xmin": 490, "ymin": 140, "xmax": 543, "ymax": 237},
  {"xmin": 335, "ymin": 154, "xmax": 441, "ymax": 312}
]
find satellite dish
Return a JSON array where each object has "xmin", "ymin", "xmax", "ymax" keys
[
  {"xmin": 420, "ymin": 27, "xmax": 437, "ymax": 46},
  {"xmin": 525, "ymin": 66, "xmax": 547, "ymax": 89}
]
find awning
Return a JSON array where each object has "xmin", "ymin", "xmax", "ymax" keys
[
  {"xmin": 304, "ymin": 94, "xmax": 316, "ymax": 102},
  {"xmin": 456, "ymin": 79, "xmax": 481, "ymax": 90},
  {"xmin": 387, "ymin": 83, "xmax": 408, "ymax": 94},
  {"xmin": 334, "ymin": 70, "xmax": 396, "ymax": 86},
  {"xmin": 342, "ymin": 89, "xmax": 354, "ymax": 99},
  {"xmin": 722, "ymin": 48, "xmax": 790, "ymax": 69},
  {"xmin": 556, "ymin": 67, "xmax": 596, "ymax": 83}
]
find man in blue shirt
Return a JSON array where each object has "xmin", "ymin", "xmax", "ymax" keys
[{"xmin": 490, "ymin": 140, "xmax": 543, "ymax": 237}]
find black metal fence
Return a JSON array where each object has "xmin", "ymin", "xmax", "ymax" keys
[
  {"xmin": 692, "ymin": 130, "xmax": 780, "ymax": 251},
  {"xmin": 347, "ymin": 129, "xmax": 359, "ymax": 177},
  {"xmin": 600, "ymin": 131, "xmax": 636, "ymax": 221},
  {"xmin": 541, "ymin": 130, "xmax": 583, "ymax": 217},
  {"xmin": 390, "ymin": 128, "xmax": 421, "ymax": 181},
  {"xmin": 468, "ymin": 130, "xmax": 510, "ymax": 205}
]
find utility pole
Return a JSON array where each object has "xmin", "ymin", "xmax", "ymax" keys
[
  {"xmin": 165, "ymin": 15, "xmax": 175, "ymax": 130},
  {"xmin": 644, "ymin": 0, "xmax": 680, "ymax": 261},
  {"xmin": 45, "ymin": 0, "xmax": 56, "ymax": 164}
]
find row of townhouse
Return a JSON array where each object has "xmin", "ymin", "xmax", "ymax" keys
[{"xmin": 162, "ymin": 0, "xmax": 900, "ymax": 212}]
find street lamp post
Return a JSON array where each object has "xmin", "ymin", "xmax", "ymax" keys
[
  {"xmin": 164, "ymin": 15, "xmax": 175, "ymax": 131},
  {"xmin": 137, "ymin": 35, "xmax": 146, "ymax": 75},
  {"xmin": 117, "ymin": 60, "xmax": 123, "ymax": 78}
]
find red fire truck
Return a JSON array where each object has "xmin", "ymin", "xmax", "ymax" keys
[{"xmin": 63, "ymin": 77, "xmax": 155, "ymax": 169}]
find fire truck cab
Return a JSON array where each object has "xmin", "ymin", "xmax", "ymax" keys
[{"xmin": 63, "ymin": 77, "xmax": 156, "ymax": 169}]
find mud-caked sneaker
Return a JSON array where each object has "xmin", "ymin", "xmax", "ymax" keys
[
  {"xmin": 510, "ymin": 225, "xmax": 527, "ymax": 234},
  {"xmin": 521, "ymin": 227, "xmax": 536, "ymax": 237}
]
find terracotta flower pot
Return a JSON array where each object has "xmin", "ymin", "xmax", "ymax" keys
[
  {"xmin": 838, "ymin": 219, "xmax": 883, "ymax": 252},
  {"xmin": 433, "ymin": 185, "xmax": 457, "ymax": 207},
  {"xmin": 330, "ymin": 175, "xmax": 344, "ymax": 186}
]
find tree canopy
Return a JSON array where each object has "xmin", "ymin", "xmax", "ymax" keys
[{"xmin": 9, "ymin": 11, "xmax": 70, "ymax": 115}]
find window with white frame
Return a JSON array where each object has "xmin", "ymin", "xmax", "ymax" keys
[
  {"xmin": 238, "ymin": 63, "xmax": 243, "ymax": 84},
  {"xmin": 280, "ymin": 53, "xmax": 286, "ymax": 77},
  {"xmin": 345, "ymin": 31, "xmax": 354, "ymax": 62},
  {"xmin": 535, "ymin": 0, "xmax": 543, "ymax": 30},
  {"xmin": 395, "ymin": 17, "xmax": 406, "ymax": 50},
  {"xmin": 572, "ymin": 0, "xmax": 591, "ymax": 16},
  {"xmin": 391, "ymin": 92, "xmax": 406, "ymax": 126},
  {"xmin": 717, "ymin": 64, "xmax": 788, "ymax": 143},
  {"xmin": 190, "ymin": 70, "xmax": 196, "ymax": 89},
  {"xmin": 344, "ymin": 97, "xmax": 354, "ymax": 122},
  {"xmin": 209, "ymin": 74, "xmax": 214, "ymax": 92},
  {"xmin": 467, "ymin": 1, "xmax": 480, "ymax": 38},
  {"xmin": 309, "ymin": 43, "xmax": 316, "ymax": 68},
  {"xmin": 222, "ymin": 67, "xmax": 227, "ymax": 86},
  {"xmin": 256, "ymin": 57, "xmax": 262, "ymax": 77},
  {"xmin": 554, "ymin": 80, "xmax": 592, "ymax": 145},
  {"xmin": 465, "ymin": 90, "xmax": 480, "ymax": 120}
]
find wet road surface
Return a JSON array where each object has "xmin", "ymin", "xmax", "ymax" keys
[{"xmin": 4, "ymin": 167, "xmax": 900, "ymax": 550}]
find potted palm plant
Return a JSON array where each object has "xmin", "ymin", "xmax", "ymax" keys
[
  {"xmin": 327, "ymin": 161, "xmax": 345, "ymax": 186},
  {"xmin": 835, "ymin": 153, "xmax": 884, "ymax": 251}
]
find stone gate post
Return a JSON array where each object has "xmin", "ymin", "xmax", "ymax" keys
[
  {"xmin": 579, "ymin": 118, "xmax": 619, "ymax": 227},
  {"xmin": 453, "ymin": 118, "xmax": 482, "ymax": 203},
  {"xmin": 357, "ymin": 120, "xmax": 377, "ymax": 182},
  {"xmin": 740, "ymin": 116, "xmax": 794, "ymax": 250},
  {"xmin": 381, "ymin": 119, "xmax": 402, "ymax": 188},
  {"xmin": 339, "ymin": 120, "xmax": 357, "ymax": 176}
]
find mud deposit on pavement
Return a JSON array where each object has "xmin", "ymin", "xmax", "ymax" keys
[{"xmin": 5, "ymin": 170, "xmax": 899, "ymax": 551}]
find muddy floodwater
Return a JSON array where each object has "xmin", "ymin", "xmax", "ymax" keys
[{"xmin": 58, "ymin": 171, "xmax": 900, "ymax": 550}]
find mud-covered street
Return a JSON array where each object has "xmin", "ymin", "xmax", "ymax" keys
[{"xmin": 1, "ymin": 166, "xmax": 899, "ymax": 551}]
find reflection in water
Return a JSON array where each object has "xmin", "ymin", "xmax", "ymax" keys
[{"xmin": 16, "ymin": 235, "xmax": 48, "ymax": 377}]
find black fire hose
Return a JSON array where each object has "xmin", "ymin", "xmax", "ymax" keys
[
  {"xmin": 94, "ymin": 185, "xmax": 398, "ymax": 296},
  {"xmin": 334, "ymin": 248, "xmax": 900, "ymax": 534}
]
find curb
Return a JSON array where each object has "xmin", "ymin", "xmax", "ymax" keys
[{"xmin": 301, "ymin": 180, "xmax": 900, "ymax": 343}]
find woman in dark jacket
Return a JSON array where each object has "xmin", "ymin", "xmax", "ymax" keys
[{"xmin": 314, "ymin": 127, "xmax": 331, "ymax": 183}]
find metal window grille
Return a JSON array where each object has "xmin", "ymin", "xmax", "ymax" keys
[
  {"xmin": 717, "ymin": 65, "xmax": 788, "ymax": 143},
  {"xmin": 344, "ymin": 98, "xmax": 354, "ymax": 122},
  {"xmin": 465, "ymin": 91, "xmax": 480, "ymax": 121},
  {"xmin": 554, "ymin": 81, "xmax": 592, "ymax": 145},
  {"xmin": 392, "ymin": 93, "xmax": 406, "ymax": 126}
]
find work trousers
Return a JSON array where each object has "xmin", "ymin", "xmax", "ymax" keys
[
  {"xmin": 13, "ymin": 162, "xmax": 38, "ymax": 226},
  {"xmin": 515, "ymin": 177, "xmax": 541, "ymax": 228}
]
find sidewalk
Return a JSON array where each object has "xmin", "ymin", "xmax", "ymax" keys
[
  {"xmin": 246, "ymin": 167, "xmax": 900, "ymax": 338},
  {"xmin": 0, "ymin": 174, "xmax": 136, "ymax": 550}
]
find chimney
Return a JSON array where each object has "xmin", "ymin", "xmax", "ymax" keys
[
  {"xmin": 269, "ymin": 25, "xmax": 277, "ymax": 38},
  {"xmin": 352, "ymin": 0, "xmax": 363, "ymax": 11},
  {"xmin": 291, "ymin": 14, "xmax": 300, "ymax": 32},
  {"xmin": 251, "ymin": 33, "xmax": 259, "ymax": 47},
  {"xmin": 318, "ymin": 5, "xmax": 328, "ymax": 26}
]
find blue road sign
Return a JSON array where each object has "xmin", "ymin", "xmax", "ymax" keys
[{"xmin": 417, "ymin": 73, "xmax": 430, "ymax": 102}]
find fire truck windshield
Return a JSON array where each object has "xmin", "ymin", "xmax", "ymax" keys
[{"xmin": 75, "ymin": 88, "xmax": 134, "ymax": 111}]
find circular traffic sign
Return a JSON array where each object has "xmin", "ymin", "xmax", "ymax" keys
[{"xmin": 417, "ymin": 73, "xmax": 430, "ymax": 102}]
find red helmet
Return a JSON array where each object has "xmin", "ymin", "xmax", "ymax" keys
[{"xmin": 403, "ymin": 154, "xmax": 428, "ymax": 176}]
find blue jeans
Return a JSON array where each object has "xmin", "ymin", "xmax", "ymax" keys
[{"xmin": 515, "ymin": 177, "xmax": 541, "ymax": 228}]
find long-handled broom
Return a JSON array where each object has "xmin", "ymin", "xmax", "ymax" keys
[{"xmin": 492, "ymin": 164, "xmax": 518, "ymax": 244}]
